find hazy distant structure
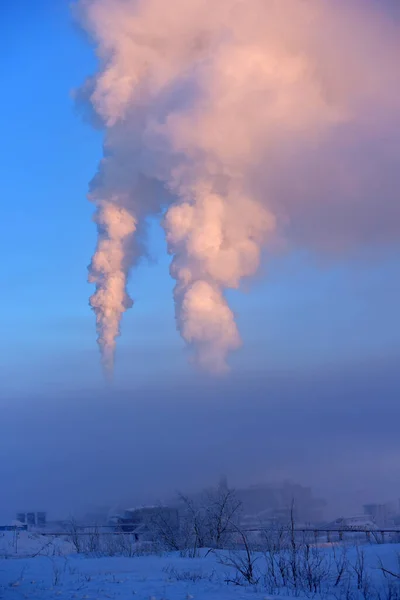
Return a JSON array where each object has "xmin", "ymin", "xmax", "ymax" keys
[
  {"xmin": 36, "ymin": 512, "xmax": 46, "ymax": 527},
  {"xmin": 26, "ymin": 512, "xmax": 36, "ymax": 526},
  {"xmin": 363, "ymin": 503, "xmax": 393, "ymax": 528},
  {"xmin": 110, "ymin": 506, "xmax": 179, "ymax": 540},
  {"xmin": 16, "ymin": 511, "xmax": 47, "ymax": 528},
  {"xmin": 324, "ymin": 514, "xmax": 377, "ymax": 531},
  {"xmin": 237, "ymin": 481, "xmax": 326, "ymax": 526}
]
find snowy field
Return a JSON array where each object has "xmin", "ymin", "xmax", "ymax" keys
[{"xmin": 0, "ymin": 532, "xmax": 399, "ymax": 599}]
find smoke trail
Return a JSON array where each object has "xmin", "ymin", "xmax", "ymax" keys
[
  {"xmin": 163, "ymin": 186, "xmax": 275, "ymax": 371},
  {"xmin": 76, "ymin": 0, "xmax": 400, "ymax": 375},
  {"xmin": 88, "ymin": 202, "xmax": 136, "ymax": 375}
]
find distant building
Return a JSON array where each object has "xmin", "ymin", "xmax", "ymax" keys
[
  {"xmin": 236, "ymin": 481, "xmax": 326, "ymax": 527},
  {"xmin": 325, "ymin": 515, "xmax": 377, "ymax": 530},
  {"xmin": 363, "ymin": 503, "xmax": 393, "ymax": 528},
  {"xmin": 80, "ymin": 505, "xmax": 111, "ymax": 525},
  {"xmin": 37, "ymin": 512, "xmax": 46, "ymax": 527},
  {"xmin": 110, "ymin": 506, "xmax": 179, "ymax": 540},
  {"xmin": 16, "ymin": 511, "xmax": 47, "ymax": 528},
  {"xmin": 26, "ymin": 512, "xmax": 36, "ymax": 526}
]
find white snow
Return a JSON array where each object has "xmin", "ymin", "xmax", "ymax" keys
[{"xmin": 0, "ymin": 531, "xmax": 399, "ymax": 599}]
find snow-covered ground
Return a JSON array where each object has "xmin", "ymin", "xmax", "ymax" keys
[
  {"xmin": 0, "ymin": 551, "xmax": 278, "ymax": 600},
  {"xmin": 0, "ymin": 532, "xmax": 399, "ymax": 599}
]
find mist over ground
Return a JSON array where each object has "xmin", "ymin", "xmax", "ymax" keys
[{"xmin": 2, "ymin": 355, "xmax": 399, "ymax": 523}]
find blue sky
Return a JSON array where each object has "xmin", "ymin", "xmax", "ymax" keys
[{"xmin": 1, "ymin": 0, "xmax": 399, "ymax": 395}]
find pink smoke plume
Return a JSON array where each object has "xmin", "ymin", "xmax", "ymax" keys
[{"xmin": 75, "ymin": 0, "xmax": 400, "ymax": 376}]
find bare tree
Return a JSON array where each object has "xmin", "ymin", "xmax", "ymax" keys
[
  {"xmin": 379, "ymin": 553, "xmax": 400, "ymax": 581},
  {"xmin": 147, "ymin": 506, "xmax": 181, "ymax": 552},
  {"xmin": 176, "ymin": 484, "xmax": 242, "ymax": 553},
  {"xmin": 288, "ymin": 498, "xmax": 298, "ymax": 589},
  {"xmin": 219, "ymin": 525, "xmax": 260, "ymax": 586},
  {"xmin": 332, "ymin": 545, "xmax": 349, "ymax": 588},
  {"xmin": 204, "ymin": 485, "xmax": 242, "ymax": 548},
  {"xmin": 178, "ymin": 492, "xmax": 207, "ymax": 556},
  {"xmin": 352, "ymin": 546, "xmax": 367, "ymax": 590},
  {"xmin": 65, "ymin": 518, "xmax": 82, "ymax": 554}
]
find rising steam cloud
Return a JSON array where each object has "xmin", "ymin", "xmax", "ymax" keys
[{"xmin": 76, "ymin": 0, "xmax": 400, "ymax": 376}]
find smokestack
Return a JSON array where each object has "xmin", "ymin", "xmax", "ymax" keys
[{"xmin": 76, "ymin": 0, "xmax": 400, "ymax": 375}]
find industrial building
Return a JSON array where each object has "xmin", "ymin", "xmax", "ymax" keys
[{"xmin": 15, "ymin": 511, "xmax": 47, "ymax": 528}]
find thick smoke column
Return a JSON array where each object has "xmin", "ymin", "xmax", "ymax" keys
[{"xmin": 77, "ymin": 0, "xmax": 400, "ymax": 376}]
